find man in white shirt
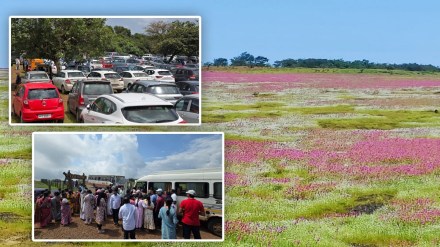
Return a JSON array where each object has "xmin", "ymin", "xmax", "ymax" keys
[
  {"xmin": 118, "ymin": 197, "xmax": 137, "ymax": 239},
  {"xmin": 109, "ymin": 188, "xmax": 122, "ymax": 226}
]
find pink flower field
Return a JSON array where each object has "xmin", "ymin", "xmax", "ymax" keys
[{"xmin": 202, "ymin": 71, "xmax": 440, "ymax": 246}]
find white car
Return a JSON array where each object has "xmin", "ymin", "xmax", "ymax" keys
[
  {"xmin": 89, "ymin": 59, "xmax": 103, "ymax": 69},
  {"xmin": 52, "ymin": 70, "xmax": 86, "ymax": 94},
  {"xmin": 120, "ymin": 71, "xmax": 150, "ymax": 89},
  {"xmin": 144, "ymin": 69, "xmax": 175, "ymax": 83},
  {"xmin": 80, "ymin": 93, "xmax": 186, "ymax": 124},
  {"xmin": 174, "ymin": 94, "xmax": 199, "ymax": 123},
  {"xmin": 87, "ymin": 70, "xmax": 124, "ymax": 93},
  {"xmin": 23, "ymin": 71, "xmax": 51, "ymax": 84}
]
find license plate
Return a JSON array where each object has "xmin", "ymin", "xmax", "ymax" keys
[{"xmin": 38, "ymin": 114, "xmax": 51, "ymax": 119}]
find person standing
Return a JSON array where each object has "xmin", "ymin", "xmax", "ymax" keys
[
  {"xmin": 23, "ymin": 59, "xmax": 29, "ymax": 72},
  {"xmin": 109, "ymin": 188, "xmax": 122, "ymax": 226},
  {"xmin": 83, "ymin": 190, "xmax": 95, "ymax": 224},
  {"xmin": 171, "ymin": 189, "xmax": 177, "ymax": 206},
  {"xmin": 158, "ymin": 199, "xmax": 178, "ymax": 239},
  {"xmin": 61, "ymin": 198, "xmax": 72, "ymax": 226},
  {"xmin": 106, "ymin": 189, "xmax": 113, "ymax": 217},
  {"xmin": 15, "ymin": 57, "xmax": 20, "ymax": 71},
  {"xmin": 39, "ymin": 191, "xmax": 52, "ymax": 228},
  {"xmin": 134, "ymin": 193, "xmax": 145, "ymax": 229},
  {"xmin": 142, "ymin": 195, "xmax": 155, "ymax": 232},
  {"xmin": 119, "ymin": 197, "xmax": 137, "ymax": 239},
  {"xmin": 79, "ymin": 188, "xmax": 86, "ymax": 221},
  {"xmin": 178, "ymin": 190, "xmax": 206, "ymax": 239},
  {"xmin": 51, "ymin": 191, "xmax": 61, "ymax": 222},
  {"xmin": 15, "ymin": 72, "xmax": 21, "ymax": 86},
  {"xmin": 96, "ymin": 191, "xmax": 107, "ymax": 233},
  {"xmin": 154, "ymin": 188, "xmax": 164, "ymax": 228}
]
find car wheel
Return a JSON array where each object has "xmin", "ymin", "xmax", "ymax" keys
[
  {"xmin": 61, "ymin": 85, "xmax": 66, "ymax": 94},
  {"xmin": 76, "ymin": 109, "xmax": 81, "ymax": 123},
  {"xmin": 207, "ymin": 217, "xmax": 222, "ymax": 237}
]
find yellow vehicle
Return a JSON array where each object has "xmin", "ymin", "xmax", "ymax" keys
[{"xmin": 28, "ymin": 58, "xmax": 44, "ymax": 71}]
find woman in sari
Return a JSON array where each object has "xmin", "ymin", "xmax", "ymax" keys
[
  {"xmin": 96, "ymin": 191, "xmax": 107, "ymax": 233},
  {"xmin": 61, "ymin": 198, "xmax": 72, "ymax": 226},
  {"xmin": 143, "ymin": 195, "xmax": 155, "ymax": 232},
  {"xmin": 134, "ymin": 192, "xmax": 145, "ymax": 229},
  {"xmin": 83, "ymin": 190, "xmax": 95, "ymax": 224},
  {"xmin": 40, "ymin": 191, "xmax": 52, "ymax": 228}
]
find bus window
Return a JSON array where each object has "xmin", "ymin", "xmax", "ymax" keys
[
  {"xmin": 214, "ymin": 182, "xmax": 222, "ymax": 199},
  {"xmin": 175, "ymin": 182, "xmax": 209, "ymax": 198},
  {"xmin": 148, "ymin": 182, "xmax": 172, "ymax": 192}
]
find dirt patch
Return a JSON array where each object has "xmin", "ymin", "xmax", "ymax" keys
[
  {"xmin": 0, "ymin": 212, "xmax": 23, "ymax": 223},
  {"xmin": 349, "ymin": 194, "xmax": 394, "ymax": 215}
]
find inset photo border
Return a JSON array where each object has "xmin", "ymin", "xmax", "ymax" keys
[
  {"xmin": 32, "ymin": 132, "xmax": 223, "ymax": 242},
  {"xmin": 10, "ymin": 16, "xmax": 201, "ymax": 126}
]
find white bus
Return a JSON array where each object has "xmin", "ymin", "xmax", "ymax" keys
[{"xmin": 135, "ymin": 168, "xmax": 223, "ymax": 236}]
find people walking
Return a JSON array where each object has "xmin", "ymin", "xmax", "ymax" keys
[
  {"xmin": 178, "ymin": 190, "xmax": 206, "ymax": 239},
  {"xmin": 158, "ymin": 198, "xmax": 178, "ymax": 239},
  {"xmin": 96, "ymin": 191, "xmax": 107, "ymax": 233},
  {"xmin": 119, "ymin": 197, "xmax": 137, "ymax": 239},
  {"xmin": 109, "ymin": 187, "xmax": 122, "ymax": 226}
]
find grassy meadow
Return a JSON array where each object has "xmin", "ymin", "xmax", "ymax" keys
[{"xmin": 2, "ymin": 67, "xmax": 440, "ymax": 246}]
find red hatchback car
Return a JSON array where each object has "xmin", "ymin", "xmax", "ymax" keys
[{"xmin": 12, "ymin": 83, "xmax": 64, "ymax": 123}]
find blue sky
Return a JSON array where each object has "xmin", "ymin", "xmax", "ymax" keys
[
  {"xmin": 2, "ymin": 0, "xmax": 440, "ymax": 67},
  {"xmin": 33, "ymin": 133, "xmax": 223, "ymax": 180}
]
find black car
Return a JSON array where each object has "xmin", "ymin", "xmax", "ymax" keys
[
  {"xmin": 175, "ymin": 81, "xmax": 199, "ymax": 95},
  {"xmin": 67, "ymin": 80, "xmax": 113, "ymax": 122},
  {"xmin": 173, "ymin": 68, "xmax": 199, "ymax": 82}
]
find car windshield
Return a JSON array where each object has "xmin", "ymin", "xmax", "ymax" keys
[
  {"xmin": 68, "ymin": 72, "xmax": 85, "ymax": 78},
  {"xmin": 29, "ymin": 73, "xmax": 49, "ymax": 79},
  {"xmin": 121, "ymin": 106, "xmax": 179, "ymax": 123},
  {"xmin": 28, "ymin": 88, "xmax": 58, "ymax": 99},
  {"xmin": 104, "ymin": 73, "xmax": 121, "ymax": 79},
  {"xmin": 148, "ymin": 85, "xmax": 180, "ymax": 94},
  {"xmin": 83, "ymin": 83, "xmax": 113, "ymax": 95},
  {"xmin": 133, "ymin": 73, "xmax": 148, "ymax": 77},
  {"xmin": 158, "ymin": 71, "xmax": 172, "ymax": 76}
]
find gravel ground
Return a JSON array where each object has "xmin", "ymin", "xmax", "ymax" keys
[{"xmin": 34, "ymin": 215, "xmax": 221, "ymax": 240}]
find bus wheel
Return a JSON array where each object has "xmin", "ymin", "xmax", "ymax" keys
[{"xmin": 207, "ymin": 217, "xmax": 222, "ymax": 237}]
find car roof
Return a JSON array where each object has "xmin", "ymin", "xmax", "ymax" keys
[
  {"xmin": 94, "ymin": 70, "xmax": 118, "ymax": 74},
  {"xmin": 61, "ymin": 70, "xmax": 83, "ymax": 73},
  {"xmin": 80, "ymin": 79, "xmax": 111, "ymax": 84},
  {"xmin": 27, "ymin": 71, "xmax": 48, "ymax": 74},
  {"xmin": 23, "ymin": 83, "xmax": 57, "ymax": 89},
  {"xmin": 135, "ymin": 80, "xmax": 177, "ymax": 87},
  {"xmin": 177, "ymin": 81, "xmax": 199, "ymax": 85},
  {"xmin": 103, "ymin": 93, "xmax": 173, "ymax": 106}
]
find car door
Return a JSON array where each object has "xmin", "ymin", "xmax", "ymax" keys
[
  {"xmin": 83, "ymin": 97, "xmax": 118, "ymax": 123},
  {"xmin": 12, "ymin": 86, "xmax": 25, "ymax": 115},
  {"xmin": 68, "ymin": 82, "xmax": 79, "ymax": 114}
]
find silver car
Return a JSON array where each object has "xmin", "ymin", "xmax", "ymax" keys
[
  {"xmin": 127, "ymin": 80, "xmax": 183, "ymax": 104},
  {"xmin": 174, "ymin": 94, "xmax": 199, "ymax": 123}
]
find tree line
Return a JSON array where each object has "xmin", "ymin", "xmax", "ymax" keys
[
  {"xmin": 206, "ymin": 52, "xmax": 440, "ymax": 72},
  {"xmin": 11, "ymin": 18, "xmax": 199, "ymax": 69}
]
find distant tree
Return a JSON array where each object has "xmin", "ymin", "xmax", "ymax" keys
[
  {"xmin": 146, "ymin": 20, "xmax": 199, "ymax": 63},
  {"xmin": 230, "ymin": 52, "xmax": 255, "ymax": 67},
  {"xmin": 254, "ymin": 56, "xmax": 269, "ymax": 67},
  {"xmin": 213, "ymin": 58, "xmax": 228, "ymax": 66},
  {"xmin": 113, "ymin": 25, "xmax": 132, "ymax": 37}
]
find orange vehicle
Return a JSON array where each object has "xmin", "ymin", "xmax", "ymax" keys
[{"xmin": 28, "ymin": 58, "xmax": 44, "ymax": 71}]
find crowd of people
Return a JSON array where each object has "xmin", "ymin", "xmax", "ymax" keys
[{"xmin": 34, "ymin": 186, "xmax": 206, "ymax": 240}]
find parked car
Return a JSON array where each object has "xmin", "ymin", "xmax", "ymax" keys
[
  {"xmin": 52, "ymin": 70, "xmax": 86, "ymax": 94},
  {"xmin": 119, "ymin": 71, "xmax": 149, "ymax": 89},
  {"xmin": 12, "ymin": 83, "xmax": 64, "ymax": 123},
  {"xmin": 76, "ymin": 65, "xmax": 92, "ymax": 77},
  {"xmin": 174, "ymin": 94, "xmax": 199, "ymax": 123},
  {"xmin": 127, "ymin": 81, "xmax": 183, "ymax": 104},
  {"xmin": 173, "ymin": 68, "xmax": 199, "ymax": 82},
  {"xmin": 175, "ymin": 80, "xmax": 199, "ymax": 95},
  {"xmin": 144, "ymin": 69, "xmax": 175, "ymax": 83},
  {"xmin": 87, "ymin": 70, "xmax": 124, "ymax": 93},
  {"xmin": 23, "ymin": 71, "xmax": 51, "ymax": 84},
  {"xmin": 80, "ymin": 93, "xmax": 185, "ymax": 124},
  {"xmin": 67, "ymin": 79, "xmax": 113, "ymax": 122},
  {"xmin": 89, "ymin": 59, "xmax": 103, "ymax": 69},
  {"xmin": 113, "ymin": 65, "xmax": 145, "ymax": 73}
]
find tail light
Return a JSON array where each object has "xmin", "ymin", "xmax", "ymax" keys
[
  {"xmin": 156, "ymin": 76, "xmax": 163, "ymax": 79},
  {"xmin": 189, "ymin": 75, "xmax": 196, "ymax": 80},
  {"xmin": 66, "ymin": 79, "xmax": 71, "ymax": 84},
  {"xmin": 191, "ymin": 92, "xmax": 199, "ymax": 94},
  {"xmin": 179, "ymin": 119, "xmax": 187, "ymax": 124},
  {"xmin": 79, "ymin": 94, "xmax": 84, "ymax": 105}
]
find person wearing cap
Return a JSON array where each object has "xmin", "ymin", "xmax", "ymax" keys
[
  {"xmin": 154, "ymin": 188, "xmax": 164, "ymax": 228},
  {"xmin": 178, "ymin": 190, "xmax": 206, "ymax": 239}
]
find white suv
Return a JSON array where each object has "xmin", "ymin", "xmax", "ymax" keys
[
  {"xmin": 87, "ymin": 70, "xmax": 124, "ymax": 93},
  {"xmin": 80, "ymin": 93, "xmax": 186, "ymax": 124},
  {"xmin": 52, "ymin": 70, "xmax": 86, "ymax": 94}
]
